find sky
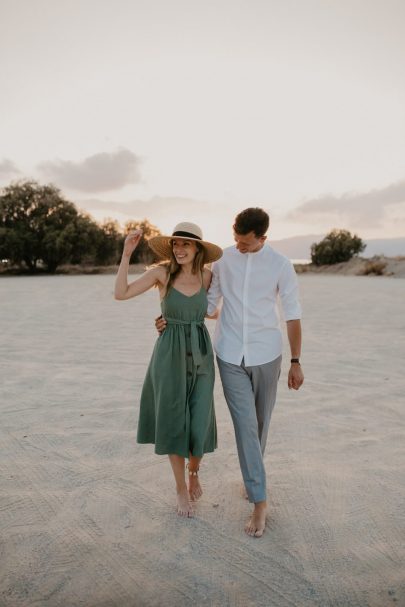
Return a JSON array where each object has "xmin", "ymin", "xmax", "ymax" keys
[{"xmin": 1, "ymin": 0, "xmax": 405, "ymax": 247}]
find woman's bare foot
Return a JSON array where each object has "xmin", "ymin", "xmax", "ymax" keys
[
  {"xmin": 188, "ymin": 474, "xmax": 203, "ymax": 501},
  {"xmin": 176, "ymin": 487, "xmax": 194, "ymax": 517},
  {"xmin": 245, "ymin": 501, "xmax": 267, "ymax": 537}
]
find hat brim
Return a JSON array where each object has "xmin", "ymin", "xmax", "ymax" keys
[{"xmin": 148, "ymin": 235, "xmax": 223, "ymax": 264}]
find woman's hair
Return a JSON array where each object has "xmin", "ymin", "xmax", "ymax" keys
[{"xmin": 160, "ymin": 240, "xmax": 205, "ymax": 293}]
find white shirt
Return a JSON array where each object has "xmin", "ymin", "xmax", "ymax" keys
[{"xmin": 207, "ymin": 243, "xmax": 302, "ymax": 366}]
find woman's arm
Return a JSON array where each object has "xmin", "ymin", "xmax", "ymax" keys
[
  {"xmin": 114, "ymin": 230, "xmax": 166, "ymax": 300},
  {"xmin": 202, "ymin": 267, "xmax": 212, "ymax": 291},
  {"xmin": 115, "ymin": 266, "xmax": 166, "ymax": 300}
]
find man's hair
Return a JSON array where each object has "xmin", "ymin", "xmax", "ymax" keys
[{"xmin": 233, "ymin": 207, "xmax": 269, "ymax": 237}]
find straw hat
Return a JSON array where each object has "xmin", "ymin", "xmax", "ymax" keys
[{"xmin": 148, "ymin": 222, "xmax": 223, "ymax": 263}]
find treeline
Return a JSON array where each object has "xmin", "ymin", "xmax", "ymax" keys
[
  {"xmin": 0, "ymin": 181, "xmax": 160, "ymax": 272},
  {"xmin": 1, "ymin": 179, "xmax": 367, "ymax": 273}
]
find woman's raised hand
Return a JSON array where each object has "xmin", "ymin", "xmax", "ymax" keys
[{"xmin": 123, "ymin": 229, "xmax": 143, "ymax": 257}]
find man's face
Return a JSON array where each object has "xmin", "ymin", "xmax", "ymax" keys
[{"xmin": 234, "ymin": 230, "xmax": 266, "ymax": 254}]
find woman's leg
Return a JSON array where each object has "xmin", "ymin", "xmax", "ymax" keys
[
  {"xmin": 168, "ymin": 454, "xmax": 194, "ymax": 517},
  {"xmin": 188, "ymin": 454, "xmax": 202, "ymax": 501}
]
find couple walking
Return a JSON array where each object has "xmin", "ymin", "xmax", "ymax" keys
[{"xmin": 114, "ymin": 207, "xmax": 303, "ymax": 537}]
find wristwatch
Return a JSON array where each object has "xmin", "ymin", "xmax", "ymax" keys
[{"xmin": 290, "ymin": 358, "xmax": 300, "ymax": 364}]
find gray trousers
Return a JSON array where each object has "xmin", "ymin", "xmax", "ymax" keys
[{"xmin": 216, "ymin": 355, "xmax": 282, "ymax": 503}]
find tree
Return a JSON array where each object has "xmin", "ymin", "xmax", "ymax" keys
[
  {"xmin": 123, "ymin": 219, "xmax": 160, "ymax": 264},
  {"xmin": 0, "ymin": 180, "xmax": 102, "ymax": 272},
  {"xmin": 95, "ymin": 219, "xmax": 122, "ymax": 265},
  {"xmin": 311, "ymin": 229, "xmax": 366, "ymax": 266},
  {"xmin": 0, "ymin": 180, "xmax": 163, "ymax": 271}
]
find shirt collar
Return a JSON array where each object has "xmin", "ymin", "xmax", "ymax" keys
[{"xmin": 234, "ymin": 242, "xmax": 270, "ymax": 258}]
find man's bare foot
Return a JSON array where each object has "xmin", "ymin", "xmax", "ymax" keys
[
  {"xmin": 188, "ymin": 474, "xmax": 203, "ymax": 501},
  {"xmin": 176, "ymin": 488, "xmax": 194, "ymax": 517},
  {"xmin": 240, "ymin": 483, "xmax": 249, "ymax": 500},
  {"xmin": 245, "ymin": 501, "xmax": 267, "ymax": 537}
]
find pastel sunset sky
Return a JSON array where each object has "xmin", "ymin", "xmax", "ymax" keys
[{"xmin": 1, "ymin": 0, "xmax": 405, "ymax": 246}]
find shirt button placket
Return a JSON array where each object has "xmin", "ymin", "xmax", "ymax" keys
[{"xmin": 242, "ymin": 253, "xmax": 251, "ymax": 365}]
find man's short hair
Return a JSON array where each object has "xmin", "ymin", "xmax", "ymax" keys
[{"xmin": 233, "ymin": 208, "xmax": 269, "ymax": 238}]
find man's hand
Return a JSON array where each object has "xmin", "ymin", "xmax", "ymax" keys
[
  {"xmin": 288, "ymin": 364, "xmax": 304, "ymax": 390},
  {"xmin": 155, "ymin": 315, "xmax": 167, "ymax": 335}
]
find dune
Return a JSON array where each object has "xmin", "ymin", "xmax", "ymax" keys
[{"xmin": 295, "ymin": 255, "xmax": 405, "ymax": 278}]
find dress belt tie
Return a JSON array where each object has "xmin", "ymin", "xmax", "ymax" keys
[{"xmin": 165, "ymin": 317, "xmax": 205, "ymax": 366}]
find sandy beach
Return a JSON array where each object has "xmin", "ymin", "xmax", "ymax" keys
[{"xmin": 1, "ymin": 274, "xmax": 404, "ymax": 607}]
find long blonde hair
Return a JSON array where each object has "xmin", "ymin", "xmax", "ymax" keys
[{"xmin": 161, "ymin": 240, "xmax": 205, "ymax": 293}]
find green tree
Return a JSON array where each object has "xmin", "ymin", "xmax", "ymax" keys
[
  {"xmin": 123, "ymin": 219, "xmax": 160, "ymax": 264},
  {"xmin": 311, "ymin": 229, "xmax": 366, "ymax": 266},
  {"xmin": 0, "ymin": 180, "xmax": 102, "ymax": 272},
  {"xmin": 95, "ymin": 219, "xmax": 122, "ymax": 265}
]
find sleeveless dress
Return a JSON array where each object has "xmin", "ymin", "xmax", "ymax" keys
[{"xmin": 137, "ymin": 285, "xmax": 217, "ymax": 458}]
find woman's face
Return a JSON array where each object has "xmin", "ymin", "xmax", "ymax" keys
[{"xmin": 171, "ymin": 239, "xmax": 198, "ymax": 265}]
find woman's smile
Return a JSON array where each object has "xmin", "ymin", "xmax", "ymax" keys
[{"xmin": 172, "ymin": 239, "xmax": 198, "ymax": 263}]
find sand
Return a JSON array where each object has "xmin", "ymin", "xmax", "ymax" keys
[
  {"xmin": 294, "ymin": 255, "xmax": 405, "ymax": 278},
  {"xmin": 0, "ymin": 274, "xmax": 404, "ymax": 607}
]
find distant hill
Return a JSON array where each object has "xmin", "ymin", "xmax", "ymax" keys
[
  {"xmin": 364, "ymin": 238, "xmax": 405, "ymax": 257},
  {"xmin": 270, "ymin": 234, "xmax": 322, "ymax": 260},
  {"xmin": 270, "ymin": 235, "xmax": 405, "ymax": 260}
]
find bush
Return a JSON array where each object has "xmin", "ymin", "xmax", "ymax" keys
[
  {"xmin": 361, "ymin": 260, "xmax": 387, "ymax": 276},
  {"xmin": 311, "ymin": 229, "xmax": 366, "ymax": 266}
]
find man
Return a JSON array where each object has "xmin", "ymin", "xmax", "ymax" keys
[
  {"xmin": 207, "ymin": 207, "xmax": 303, "ymax": 537},
  {"xmin": 157, "ymin": 208, "xmax": 304, "ymax": 537}
]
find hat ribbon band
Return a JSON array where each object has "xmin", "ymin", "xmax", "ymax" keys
[{"xmin": 172, "ymin": 230, "xmax": 202, "ymax": 240}]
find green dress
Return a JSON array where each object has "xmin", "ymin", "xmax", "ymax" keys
[{"xmin": 137, "ymin": 285, "xmax": 217, "ymax": 458}]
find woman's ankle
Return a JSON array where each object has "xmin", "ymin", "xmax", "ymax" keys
[{"xmin": 176, "ymin": 482, "xmax": 188, "ymax": 494}]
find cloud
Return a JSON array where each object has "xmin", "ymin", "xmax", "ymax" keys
[
  {"xmin": 78, "ymin": 195, "xmax": 212, "ymax": 218},
  {"xmin": 37, "ymin": 148, "xmax": 141, "ymax": 193},
  {"xmin": 287, "ymin": 179, "xmax": 405, "ymax": 228},
  {"xmin": 0, "ymin": 159, "xmax": 21, "ymax": 179},
  {"xmin": 75, "ymin": 195, "xmax": 232, "ymax": 244}
]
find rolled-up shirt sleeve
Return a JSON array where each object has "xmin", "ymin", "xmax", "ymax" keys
[
  {"xmin": 207, "ymin": 262, "xmax": 222, "ymax": 316},
  {"xmin": 278, "ymin": 260, "xmax": 302, "ymax": 321}
]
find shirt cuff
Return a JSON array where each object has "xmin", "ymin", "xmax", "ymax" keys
[
  {"xmin": 282, "ymin": 302, "xmax": 302, "ymax": 321},
  {"xmin": 207, "ymin": 302, "xmax": 218, "ymax": 316}
]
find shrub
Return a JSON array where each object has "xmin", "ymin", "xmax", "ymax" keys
[
  {"xmin": 311, "ymin": 229, "xmax": 366, "ymax": 266},
  {"xmin": 361, "ymin": 260, "xmax": 387, "ymax": 276}
]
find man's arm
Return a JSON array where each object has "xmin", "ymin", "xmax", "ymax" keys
[
  {"xmin": 278, "ymin": 260, "xmax": 304, "ymax": 390},
  {"xmin": 286, "ymin": 319, "xmax": 304, "ymax": 390},
  {"xmin": 206, "ymin": 261, "xmax": 222, "ymax": 318}
]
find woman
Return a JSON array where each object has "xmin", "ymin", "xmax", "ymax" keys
[{"xmin": 114, "ymin": 222, "xmax": 222, "ymax": 518}]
